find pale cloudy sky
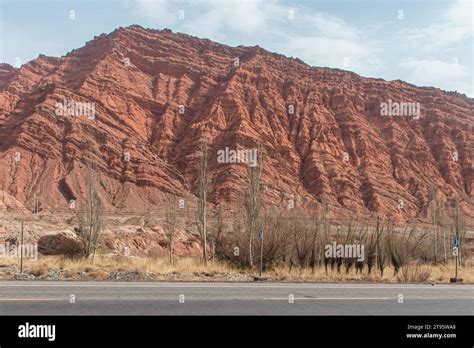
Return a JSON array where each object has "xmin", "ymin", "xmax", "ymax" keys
[{"xmin": 0, "ymin": 0, "xmax": 472, "ymax": 96}]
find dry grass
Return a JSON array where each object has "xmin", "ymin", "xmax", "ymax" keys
[
  {"xmin": 0, "ymin": 256, "xmax": 472, "ymax": 283},
  {"xmin": 268, "ymin": 263, "xmax": 474, "ymax": 283},
  {"xmin": 0, "ymin": 255, "xmax": 238, "ymax": 280},
  {"xmin": 30, "ymin": 264, "xmax": 48, "ymax": 277}
]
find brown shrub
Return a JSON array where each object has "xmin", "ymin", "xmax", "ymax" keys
[
  {"xmin": 398, "ymin": 264, "xmax": 432, "ymax": 283},
  {"xmin": 31, "ymin": 265, "xmax": 48, "ymax": 277}
]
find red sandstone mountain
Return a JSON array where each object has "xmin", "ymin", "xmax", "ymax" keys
[{"xmin": 0, "ymin": 25, "xmax": 472, "ymax": 221}]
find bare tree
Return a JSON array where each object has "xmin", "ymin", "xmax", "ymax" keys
[
  {"xmin": 375, "ymin": 216, "xmax": 388, "ymax": 277},
  {"xmin": 259, "ymin": 210, "xmax": 290, "ymax": 270},
  {"xmin": 211, "ymin": 204, "xmax": 225, "ymax": 262},
  {"xmin": 365, "ymin": 223, "xmax": 378, "ymax": 275},
  {"xmin": 76, "ymin": 146, "xmax": 102, "ymax": 262},
  {"xmin": 454, "ymin": 200, "xmax": 466, "ymax": 265},
  {"xmin": 245, "ymin": 144, "xmax": 263, "ymax": 267},
  {"xmin": 291, "ymin": 215, "xmax": 313, "ymax": 274},
  {"xmin": 438, "ymin": 201, "xmax": 448, "ymax": 263},
  {"xmin": 197, "ymin": 139, "xmax": 209, "ymax": 266},
  {"xmin": 166, "ymin": 194, "xmax": 178, "ymax": 264},
  {"xmin": 385, "ymin": 218, "xmax": 431, "ymax": 278},
  {"xmin": 342, "ymin": 214, "xmax": 368, "ymax": 274},
  {"xmin": 342, "ymin": 213, "xmax": 357, "ymax": 274},
  {"xmin": 429, "ymin": 185, "xmax": 438, "ymax": 263},
  {"xmin": 321, "ymin": 199, "xmax": 332, "ymax": 274},
  {"xmin": 309, "ymin": 208, "xmax": 322, "ymax": 274}
]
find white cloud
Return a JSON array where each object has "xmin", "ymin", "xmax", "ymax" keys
[
  {"xmin": 397, "ymin": 0, "xmax": 473, "ymax": 50},
  {"xmin": 283, "ymin": 36, "xmax": 379, "ymax": 74},
  {"xmin": 305, "ymin": 12, "xmax": 361, "ymax": 40},
  {"xmin": 134, "ymin": 0, "xmax": 272, "ymax": 37},
  {"xmin": 277, "ymin": 9, "xmax": 377, "ymax": 73},
  {"xmin": 400, "ymin": 58, "xmax": 472, "ymax": 96},
  {"xmin": 182, "ymin": 0, "xmax": 273, "ymax": 40},
  {"xmin": 133, "ymin": 0, "xmax": 377, "ymax": 72},
  {"xmin": 133, "ymin": 0, "xmax": 181, "ymax": 27},
  {"xmin": 132, "ymin": 0, "xmax": 471, "ymax": 96}
]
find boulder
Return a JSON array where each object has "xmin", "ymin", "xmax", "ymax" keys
[{"xmin": 38, "ymin": 230, "xmax": 84, "ymax": 256}]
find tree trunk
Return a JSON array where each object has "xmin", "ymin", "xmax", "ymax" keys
[{"xmin": 198, "ymin": 139, "xmax": 209, "ymax": 266}]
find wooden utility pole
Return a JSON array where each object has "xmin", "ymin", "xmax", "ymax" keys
[
  {"xmin": 259, "ymin": 229, "xmax": 264, "ymax": 277},
  {"xmin": 430, "ymin": 185, "xmax": 438, "ymax": 263},
  {"xmin": 20, "ymin": 220, "xmax": 24, "ymax": 274}
]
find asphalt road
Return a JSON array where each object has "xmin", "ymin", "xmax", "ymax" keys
[{"xmin": 0, "ymin": 281, "xmax": 472, "ymax": 315}]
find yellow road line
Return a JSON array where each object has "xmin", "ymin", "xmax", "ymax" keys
[
  {"xmin": 0, "ymin": 298, "xmax": 64, "ymax": 301},
  {"xmin": 265, "ymin": 297, "xmax": 390, "ymax": 301}
]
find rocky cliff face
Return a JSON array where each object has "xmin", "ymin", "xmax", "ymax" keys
[{"xmin": 0, "ymin": 25, "xmax": 472, "ymax": 221}]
